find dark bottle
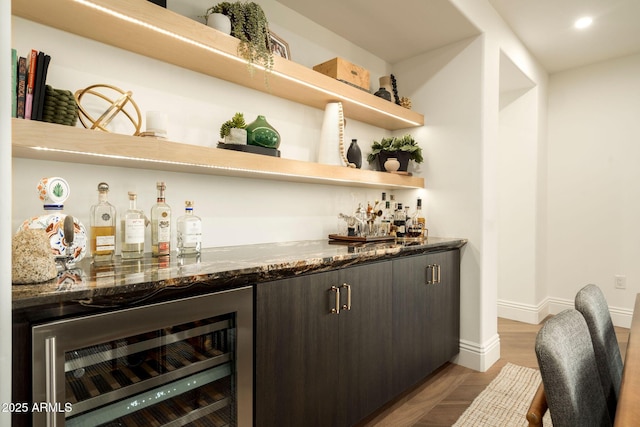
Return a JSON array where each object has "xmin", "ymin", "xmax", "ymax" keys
[
  {"xmin": 393, "ymin": 202, "xmax": 406, "ymax": 238},
  {"xmin": 346, "ymin": 139, "xmax": 362, "ymax": 168}
]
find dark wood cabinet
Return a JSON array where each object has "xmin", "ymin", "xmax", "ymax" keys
[
  {"xmin": 255, "ymin": 248, "xmax": 461, "ymax": 426},
  {"xmin": 255, "ymin": 261, "xmax": 393, "ymax": 427},
  {"xmin": 391, "ymin": 249, "xmax": 461, "ymax": 396}
]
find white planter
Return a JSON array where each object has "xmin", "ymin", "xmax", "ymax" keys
[
  {"xmin": 224, "ymin": 128, "xmax": 247, "ymax": 145},
  {"xmin": 206, "ymin": 13, "xmax": 231, "ymax": 35}
]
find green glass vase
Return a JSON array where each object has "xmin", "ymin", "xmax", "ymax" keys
[{"xmin": 246, "ymin": 115, "xmax": 280, "ymax": 149}]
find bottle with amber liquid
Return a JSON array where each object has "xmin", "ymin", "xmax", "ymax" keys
[
  {"xmin": 151, "ymin": 181, "xmax": 171, "ymax": 257},
  {"xmin": 90, "ymin": 182, "xmax": 116, "ymax": 263},
  {"xmin": 121, "ymin": 191, "xmax": 145, "ymax": 259}
]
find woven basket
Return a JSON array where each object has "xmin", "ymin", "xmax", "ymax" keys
[{"xmin": 42, "ymin": 85, "xmax": 78, "ymax": 126}]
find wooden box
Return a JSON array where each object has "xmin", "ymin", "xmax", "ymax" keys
[{"xmin": 313, "ymin": 57, "xmax": 370, "ymax": 91}]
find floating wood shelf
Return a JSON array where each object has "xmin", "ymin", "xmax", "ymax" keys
[
  {"xmin": 12, "ymin": 119, "xmax": 425, "ymax": 189},
  {"xmin": 12, "ymin": 0, "xmax": 424, "ymax": 131}
]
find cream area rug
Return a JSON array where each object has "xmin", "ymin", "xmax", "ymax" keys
[{"xmin": 453, "ymin": 363, "xmax": 553, "ymax": 426}]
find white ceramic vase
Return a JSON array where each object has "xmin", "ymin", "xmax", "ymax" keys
[
  {"xmin": 379, "ymin": 76, "xmax": 393, "ymax": 96},
  {"xmin": 224, "ymin": 128, "xmax": 247, "ymax": 145},
  {"xmin": 206, "ymin": 13, "xmax": 231, "ymax": 35},
  {"xmin": 384, "ymin": 157, "xmax": 400, "ymax": 172},
  {"xmin": 317, "ymin": 102, "xmax": 344, "ymax": 166}
]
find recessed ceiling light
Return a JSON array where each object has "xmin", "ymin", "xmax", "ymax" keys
[{"xmin": 574, "ymin": 16, "xmax": 593, "ymax": 29}]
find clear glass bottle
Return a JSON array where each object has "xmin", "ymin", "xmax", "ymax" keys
[
  {"xmin": 177, "ymin": 200, "xmax": 202, "ymax": 256},
  {"xmin": 151, "ymin": 181, "xmax": 171, "ymax": 257},
  {"xmin": 121, "ymin": 191, "xmax": 145, "ymax": 259},
  {"xmin": 90, "ymin": 182, "xmax": 116, "ymax": 263}
]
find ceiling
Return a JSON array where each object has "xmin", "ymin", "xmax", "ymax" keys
[{"xmin": 277, "ymin": 0, "xmax": 640, "ymax": 74}]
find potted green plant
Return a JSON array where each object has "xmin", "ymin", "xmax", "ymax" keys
[
  {"xmin": 367, "ymin": 134, "xmax": 423, "ymax": 172},
  {"xmin": 204, "ymin": 2, "xmax": 274, "ymax": 73},
  {"xmin": 220, "ymin": 112, "xmax": 247, "ymax": 144}
]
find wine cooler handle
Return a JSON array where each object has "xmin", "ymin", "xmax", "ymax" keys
[
  {"xmin": 341, "ymin": 283, "xmax": 352, "ymax": 311},
  {"xmin": 330, "ymin": 286, "xmax": 341, "ymax": 314},
  {"xmin": 45, "ymin": 336, "xmax": 57, "ymax": 427}
]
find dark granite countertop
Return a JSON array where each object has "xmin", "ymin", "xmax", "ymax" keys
[{"xmin": 12, "ymin": 237, "xmax": 467, "ymax": 311}]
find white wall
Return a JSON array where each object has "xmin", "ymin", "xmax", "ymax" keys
[
  {"xmin": 1, "ymin": 0, "xmax": 13, "ymax": 422},
  {"xmin": 393, "ymin": 36, "xmax": 487, "ymax": 369},
  {"xmin": 11, "ymin": 15, "xmax": 425, "ymax": 252},
  {"xmin": 547, "ymin": 53, "xmax": 640, "ymax": 326}
]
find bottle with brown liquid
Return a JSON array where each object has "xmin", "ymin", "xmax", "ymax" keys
[
  {"xmin": 90, "ymin": 182, "xmax": 116, "ymax": 263},
  {"xmin": 151, "ymin": 182, "xmax": 171, "ymax": 257}
]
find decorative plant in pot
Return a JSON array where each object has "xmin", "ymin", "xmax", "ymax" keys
[
  {"xmin": 367, "ymin": 134, "xmax": 423, "ymax": 172},
  {"xmin": 220, "ymin": 112, "xmax": 247, "ymax": 145},
  {"xmin": 204, "ymin": 2, "xmax": 274, "ymax": 74}
]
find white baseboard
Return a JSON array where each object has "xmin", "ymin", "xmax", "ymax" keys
[
  {"xmin": 454, "ymin": 298, "xmax": 633, "ymax": 373},
  {"xmin": 498, "ymin": 297, "xmax": 633, "ymax": 328},
  {"xmin": 453, "ymin": 333, "xmax": 501, "ymax": 372}
]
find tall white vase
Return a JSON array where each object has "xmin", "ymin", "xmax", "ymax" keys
[{"xmin": 317, "ymin": 102, "xmax": 344, "ymax": 166}]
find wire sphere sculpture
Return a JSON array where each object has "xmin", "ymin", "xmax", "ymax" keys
[{"xmin": 75, "ymin": 84, "xmax": 142, "ymax": 135}]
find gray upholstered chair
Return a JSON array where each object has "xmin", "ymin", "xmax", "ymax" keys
[
  {"xmin": 535, "ymin": 309, "xmax": 612, "ymax": 427},
  {"xmin": 575, "ymin": 283, "xmax": 623, "ymax": 423}
]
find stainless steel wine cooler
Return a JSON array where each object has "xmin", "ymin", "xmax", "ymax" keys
[{"xmin": 32, "ymin": 287, "xmax": 253, "ymax": 427}]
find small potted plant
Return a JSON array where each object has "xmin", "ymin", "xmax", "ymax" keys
[
  {"xmin": 367, "ymin": 134, "xmax": 423, "ymax": 172},
  {"xmin": 220, "ymin": 112, "xmax": 247, "ymax": 145},
  {"xmin": 204, "ymin": 2, "xmax": 274, "ymax": 74}
]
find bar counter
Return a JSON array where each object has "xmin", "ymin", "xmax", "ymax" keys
[{"xmin": 12, "ymin": 237, "xmax": 467, "ymax": 311}]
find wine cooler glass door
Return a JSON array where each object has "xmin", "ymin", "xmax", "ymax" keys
[{"xmin": 32, "ymin": 287, "xmax": 253, "ymax": 427}]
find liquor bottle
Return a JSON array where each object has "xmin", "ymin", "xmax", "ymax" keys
[
  {"xmin": 177, "ymin": 200, "xmax": 202, "ymax": 256},
  {"xmin": 407, "ymin": 198, "xmax": 425, "ymax": 238},
  {"xmin": 121, "ymin": 191, "xmax": 145, "ymax": 259},
  {"xmin": 416, "ymin": 198, "xmax": 426, "ymax": 238},
  {"xmin": 393, "ymin": 202, "xmax": 407, "ymax": 237},
  {"xmin": 381, "ymin": 200, "xmax": 392, "ymax": 236},
  {"xmin": 90, "ymin": 182, "xmax": 116, "ymax": 263},
  {"xmin": 151, "ymin": 181, "xmax": 171, "ymax": 257}
]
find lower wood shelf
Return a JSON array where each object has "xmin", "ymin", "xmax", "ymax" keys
[{"xmin": 11, "ymin": 119, "xmax": 425, "ymax": 189}]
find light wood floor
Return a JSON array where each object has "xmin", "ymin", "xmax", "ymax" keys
[{"xmin": 359, "ymin": 317, "xmax": 630, "ymax": 427}]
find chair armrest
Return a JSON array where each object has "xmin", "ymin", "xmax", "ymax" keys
[{"xmin": 526, "ymin": 382, "xmax": 548, "ymax": 427}]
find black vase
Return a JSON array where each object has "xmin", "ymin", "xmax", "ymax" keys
[
  {"xmin": 374, "ymin": 87, "xmax": 392, "ymax": 101},
  {"xmin": 346, "ymin": 139, "xmax": 362, "ymax": 168}
]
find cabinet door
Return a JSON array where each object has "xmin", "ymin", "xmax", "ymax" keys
[
  {"xmin": 339, "ymin": 261, "xmax": 393, "ymax": 426},
  {"xmin": 426, "ymin": 250, "xmax": 461, "ymax": 369},
  {"xmin": 255, "ymin": 270, "xmax": 340, "ymax": 427},
  {"xmin": 392, "ymin": 253, "xmax": 432, "ymax": 395},
  {"xmin": 391, "ymin": 249, "xmax": 460, "ymax": 396}
]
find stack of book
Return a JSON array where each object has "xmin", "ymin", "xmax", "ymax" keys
[{"xmin": 11, "ymin": 47, "xmax": 51, "ymax": 121}]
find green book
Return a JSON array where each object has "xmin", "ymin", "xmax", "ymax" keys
[{"xmin": 11, "ymin": 48, "xmax": 17, "ymax": 118}]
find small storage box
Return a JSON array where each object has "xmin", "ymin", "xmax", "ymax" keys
[{"xmin": 313, "ymin": 57, "xmax": 370, "ymax": 91}]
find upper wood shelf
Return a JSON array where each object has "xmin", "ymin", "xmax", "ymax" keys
[
  {"xmin": 12, "ymin": 119, "xmax": 425, "ymax": 190},
  {"xmin": 12, "ymin": 0, "xmax": 424, "ymax": 131}
]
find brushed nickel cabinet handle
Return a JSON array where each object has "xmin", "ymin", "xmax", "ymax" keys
[
  {"xmin": 45, "ymin": 336, "xmax": 57, "ymax": 427},
  {"xmin": 426, "ymin": 265, "xmax": 433, "ymax": 285},
  {"xmin": 341, "ymin": 283, "xmax": 352, "ymax": 311},
  {"xmin": 436, "ymin": 264, "xmax": 441, "ymax": 284},
  {"xmin": 330, "ymin": 286, "xmax": 341, "ymax": 314}
]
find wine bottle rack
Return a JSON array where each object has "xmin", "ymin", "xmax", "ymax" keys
[{"xmin": 32, "ymin": 287, "xmax": 253, "ymax": 426}]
